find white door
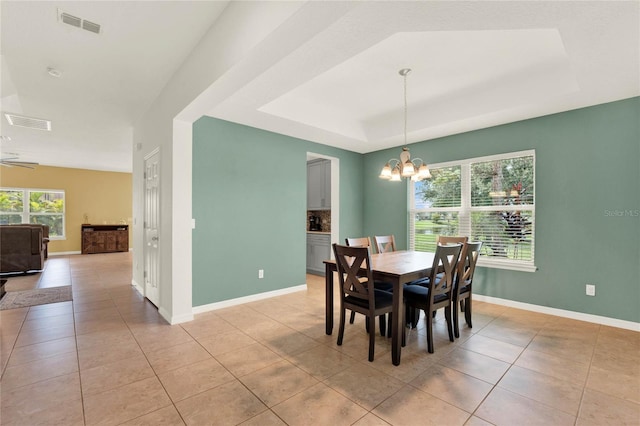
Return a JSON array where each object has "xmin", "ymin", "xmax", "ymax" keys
[{"xmin": 144, "ymin": 149, "xmax": 160, "ymax": 306}]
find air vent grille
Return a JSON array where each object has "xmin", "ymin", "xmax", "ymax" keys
[
  {"xmin": 82, "ymin": 20, "xmax": 101, "ymax": 34},
  {"xmin": 4, "ymin": 114, "xmax": 52, "ymax": 131},
  {"xmin": 60, "ymin": 12, "xmax": 81, "ymax": 28},
  {"xmin": 58, "ymin": 9, "xmax": 101, "ymax": 34}
]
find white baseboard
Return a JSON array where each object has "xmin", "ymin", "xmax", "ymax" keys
[
  {"xmin": 49, "ymin": 251, "xmax": 81, "ymax": 256},
  {"xmin": 474, "ymin": 294, "xmax": 640, "ymax": 332},
  {"xmin": 192, "ymin": 284, "xmax": 307, "ymax": 315},
  {"xmin": 158, "ymin": 307, "xmax": 194, "ymax": 325}
]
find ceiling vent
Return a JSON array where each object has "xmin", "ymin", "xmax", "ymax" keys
[
  {"xmin": 4, "ymin": 114, "xmax": 52, "ymax": 131},
  {"xmin": 58, "ymin": 9, "xmax": 101, "ymax": 34},
  {"xmin": 82, "ymin": 20, "xmax": 101, "ymax": 34}
]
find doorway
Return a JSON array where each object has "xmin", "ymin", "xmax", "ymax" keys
[{"xmin": 306, "ymin": 153, "xmax": 339, "ymax": 267}]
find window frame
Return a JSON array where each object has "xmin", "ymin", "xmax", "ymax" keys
[
  {"xmin": 409, "ymin": 149, "xmax": 536, "ymax": 272},
  {"xmin": 0, "ymin": 187, "xmax": 66, "ymax": 240}
]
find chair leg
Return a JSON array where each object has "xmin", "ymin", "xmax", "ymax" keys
[
  {"xmin": 453, "ymin": 299, "xmax": 460, "ymax": 338},
  {"xmin": 379, "ymin": 314, "xmax": 386, "ymax": 337},
  {"xmin": 410, "ymin": 307, "xmax": 419, "ymax": 328},
  {"xmin": 349, "ymin": 310, "xmax": 355, "ymax": 324},
  {"xmin": 337, "ymin": 308, "xmax": 346, "ymax": 346},
  {"xmin": 444, "ymin": 305, "xmax": 454, "ymax": 342},
  {"xmin": 459, "ymin": 300, "xmax": 465, "ymax": 312},
  {"xmin": 387, "ymin": 314, "xmax": 392, "ymax": 339},
  {"xmin": 425, "ymin": 309, "xmax": 434, "ymax": 353},
  {"xmin": 368, "ymin": 315, "xmax": 376, "ymax": 362},
  {"xmin": 464, "ymin": 295, "xmax": 473, "ymax": 328}
]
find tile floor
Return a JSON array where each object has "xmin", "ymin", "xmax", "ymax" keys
[{"xmin": 1, "ymin": 252, "xmax": 638, "ymax": 425}]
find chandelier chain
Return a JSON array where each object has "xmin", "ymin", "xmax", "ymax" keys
[{"xmin": 403, "ymin": 71, "xmax": 408, "ymax": 146}]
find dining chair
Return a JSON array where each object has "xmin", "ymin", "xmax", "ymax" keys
[
  {"xmin": 437, "ymin": 235, "xmax": 468, "ymax": 245},
  {"xmin": 344, "ymin": 236, "xmax": 393, "ymax": 336},
  {"xmin": 405, "ymin": 236, "xmax": 469, "ymax": 327},
  {"xmin": 453, "ymin": 241, "xmax": 482, "ymax": 338},
  {"xmin": 437, "ymin": 236, "xmax": 471, "ymax": 314},
  {"xmin": 345, "ymin": 237, "xmax": 374, "ymax": 252},
  {"xmin": 374, "ymin": 235, "xmax": 396, "ymax": 253},
  {"xmin": 332, "ymin": 243, "xmax": 394, "ymax": 362},
  {"xmin": 403, "ymin": 243, "xmax": 462, "ymax": 353},
  {"xmin": 413, "ymin": 235, "xmax": 469, "ymax": 291}
]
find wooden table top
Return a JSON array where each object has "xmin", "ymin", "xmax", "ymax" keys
[{"xmin": 324, "ymin": 250, "xmax": 436, "ymax": 277}]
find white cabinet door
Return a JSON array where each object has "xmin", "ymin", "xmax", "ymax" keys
[
  {"xmin": 307, "ymin": 160, "xmax": 331, "ymax": 210},
  {"xmin": 307, "ymin": 234, "xmax": 330, "ymax": 274},
  {"xmin": 307, "ymin": 161, "xmax": 324, "ymax": 210}
]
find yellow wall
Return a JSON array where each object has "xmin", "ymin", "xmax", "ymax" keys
[{"xmin": 0, "ymin": 165, "xmax": 132, "ymax": 253}]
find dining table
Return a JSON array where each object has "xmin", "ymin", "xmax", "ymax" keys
[{"xmin": 324, "ymin": 250, "xmax": 436, "ymax": 366}]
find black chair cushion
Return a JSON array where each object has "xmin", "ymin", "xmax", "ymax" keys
[
  {"xmin": 373, "ymin": 280, "xmax": 394, "ymax": 292},
  {"xmin": 407, "ymin": 277, "xmax": 430, "ymax": 287},
  {"xmin": 404, "ymin": 284, "xmax": 448, "ymax": 304},
  {"xmin": 345, "ymin": 289, "xmax": 393, "ymax": 309},
  {"xmin": 408, "ymin": 275, "xmax": 446, "ymax": 288}
]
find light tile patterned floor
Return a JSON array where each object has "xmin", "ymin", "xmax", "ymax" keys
[{"xmin": 1, "ymin": 252, "xmax": 638, "ymax": 425}]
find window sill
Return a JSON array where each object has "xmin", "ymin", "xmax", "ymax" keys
[{"xmin": 477, "ymin": 258, "xmax": 537, "ymax": 273}]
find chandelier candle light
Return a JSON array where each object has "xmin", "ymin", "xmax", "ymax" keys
[{"xmin": 379, "ymin": 68, "xmax": 431, "ymax": 182}]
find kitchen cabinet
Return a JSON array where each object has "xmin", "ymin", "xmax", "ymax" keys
[
  {"xmin": 307, "ymin": 233, "xmax": 330, "ymax": 275},
  {"xmin": 307, "ymin": 159, "xmax": 331, "ymax": 210}
]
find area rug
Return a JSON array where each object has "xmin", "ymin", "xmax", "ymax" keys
[{"xmin": 0, "ymin": 286, "xmax": 72, "ymax": 310}]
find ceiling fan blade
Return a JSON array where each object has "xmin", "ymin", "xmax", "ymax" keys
[
  {"xmin": 0, "ymin": 160, "xmax": 39, "ymax": 169},
  {"xmin": 12, "ymin": 163, "xmax": 37, "ymax": 169}
]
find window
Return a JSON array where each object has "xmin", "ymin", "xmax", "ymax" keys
[
  {"xmin": 410, "ymin": 150, "xmax": 535, "ymax": 272},
  {"xmin": 0, "ymin": 188, "xmax": 66, "ymax": 239}
]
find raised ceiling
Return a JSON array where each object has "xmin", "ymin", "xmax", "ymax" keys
[{"xmin": 1, "ymin": 1, "xmax": 638, "ymax": 173}]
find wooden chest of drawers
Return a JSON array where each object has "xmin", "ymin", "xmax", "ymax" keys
[{"xmin": 81, "ymin": 224, "xmax": 129, "ymax": 254}]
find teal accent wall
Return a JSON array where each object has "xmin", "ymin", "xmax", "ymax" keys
[
  {"xmin": 192, "ymin": 117, "xmax": 363, "ymax": 307},
  {"xmin": 364, "ymin": 97, "xmax": 640, "ymax": 322}
]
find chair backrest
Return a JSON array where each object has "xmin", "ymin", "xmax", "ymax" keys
[
  {"xmin": 437, "ymin": 235, "xmax": 468, "ymax": 246},
  {"xmin": 438, "ymin": 235, "xmax": 469, "ymax": 274},
  {"xmin": 429, "ymin": 244, "xmax": 463, "ymax": 300},
  {"xmin": 333, "ymin": 243, "xmax": 375, "ymax": 306},
  {"xmin": 345, "ymin": 237, "xmax": 374, "ymax": 253},
  {"xmin": 456, "ymin": 241, "xmax": 482, "ymax": 294},
  {"xmin": 374, "ymin": 235, "xmax": 396, "ymax": 253}
]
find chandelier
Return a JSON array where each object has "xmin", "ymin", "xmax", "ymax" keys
[{"xmin": 379, "ymin": 68, "xmax": 431, "ymax": 182}]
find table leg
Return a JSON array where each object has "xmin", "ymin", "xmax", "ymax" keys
[
  {"xmin": 391, "ymin": 277, "xmax": 403, "ymax": 365},
  {"xmin": 325, "ymin": 263, "xmax": 334, "ymax": 335}
]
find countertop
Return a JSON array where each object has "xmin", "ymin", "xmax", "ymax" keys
[{"xmin": 307, "ymin": 231, "xmax": 331, "ymax": 235}]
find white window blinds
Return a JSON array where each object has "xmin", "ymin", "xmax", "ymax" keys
[{"xmin": 409, "ymin": 150, "xmax": 535, "ymax": 272}]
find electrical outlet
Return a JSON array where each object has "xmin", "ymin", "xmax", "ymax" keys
[
  {"xmin": 586, "ymin": 284, "xmax": 596, "ymax": 296},
  {"xmin": 258, "ymin": 269, "xmax": 264, "ymax": 279}
]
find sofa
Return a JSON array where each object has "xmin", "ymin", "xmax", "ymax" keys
[
  {"xmin": 5, "ymin": 224, "xmax": 50, "ymax": 258},
  {"xmin": 0, "ymin": 225, "xmax": 47, "ymax": 273}
]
